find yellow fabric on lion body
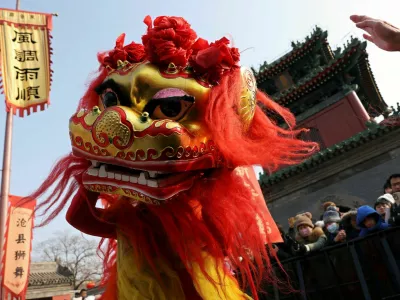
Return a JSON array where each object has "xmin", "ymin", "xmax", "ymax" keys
[
  {"xmin": 117, "ymin": 234, "xmax": 186, "ymax": 300},
  {"xmin": 117, "ymin": 234, "xmax": 251, "ymax": 299},
  {"xmin": 192, "ymin": 252, "xmax": 252, "ymax": 300}
]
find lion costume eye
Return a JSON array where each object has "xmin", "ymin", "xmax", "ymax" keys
[
  {"xmin": 144, "ymin": 96, "xmax": 194, "ymax": 121},
  {"xmin": 102, "ymin": 89, "xmax": 119, "ymax": 108}
]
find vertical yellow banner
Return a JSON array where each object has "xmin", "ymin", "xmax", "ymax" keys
[{"xmin": 0, "ymin": 9, "xmax": 53, "ymax": 117}]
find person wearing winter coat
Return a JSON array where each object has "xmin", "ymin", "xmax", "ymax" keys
[
  {"xmin": 292, "ymin": 212, "xmax": 327, "ymax": 255},
  {"xmin": 340, "ymin": 209, "xmax": 360, "ymax": 240},
  {"xmin": 357, "ymin": 205, "xmax": 390, "ymax": 237},
  {"xmin": 323, "ymin": 206, "xmax": 346, "ymax": 246},
  {"xmin": 374, "ymin": 194, "xmax": 395, "ymax": 221},
  {"xmin": 387, "ymin": 174, "xmax": 400, "ymax": 226}
]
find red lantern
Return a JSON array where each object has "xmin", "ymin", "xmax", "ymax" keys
[{"xmin": 87, "ymin": 282, "xmax": 96, "ymax": 289}]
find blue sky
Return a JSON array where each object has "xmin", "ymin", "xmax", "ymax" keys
[{"xmin": 1, "ymin": 0, "xmax": 400, "ymax": 249}]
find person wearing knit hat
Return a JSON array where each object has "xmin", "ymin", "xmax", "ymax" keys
[
  {"xmin": 375, "ymin": 194, "xmax": 394, "ymax": 220},
  {"xmin": 323, "ymin": 202, "xmax": 336, "ymax": 212},
  {"xmin": 323, "ymin": 206, "xmax": 346, "ymax": 246},
  {"xmin": 294, "ymin": 212, "xmax": 314, "ymax": 230},
  {"xmin": 377, "ymin": 193, "xmax": 395, "ymax": 205},
  {"xmin": 320, "ymin": 201, "xmax": 340, "ymax": 221},
  {"xmin": 323, "ymin": 206, "xmax": 341, "ymax": 224},
  {"xmin": 292, "ymin": 212, "xmax": 327, "ymax": 255}
]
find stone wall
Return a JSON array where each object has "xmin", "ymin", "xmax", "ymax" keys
[{"xmin": 263, "ymin": 128, "xmax": 400, "ymax": 230}]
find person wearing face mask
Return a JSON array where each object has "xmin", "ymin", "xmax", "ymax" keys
[
  {"xmin": 323, "ymin": 206, "xmax": 346, "ymax": 246},
  {"xmin": 292, "ymin": 212, "xmax": 327, "ymax": 255}
]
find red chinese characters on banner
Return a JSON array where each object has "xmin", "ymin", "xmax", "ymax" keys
[
  {"xmin": 234, "ymin": 166, "xmax": 283, "ymax": 244},
  {"xmin": 1, "ymin": 195, "xmax": 36, "ymax": 300}
]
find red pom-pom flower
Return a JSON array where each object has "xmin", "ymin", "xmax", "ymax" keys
[
  {"xmin": 101, "ymin": 16, "xmax": 241, "ymax": 85},
  {"xmin": 190, "ymin": 37, "xmax": 240, "ymax": 85},
  {"xmin": 102, "ymin": 33, "xmax": 146, "ymax": 69},
  {"xmin": 142, "ymin": 15, "xmax": 198, "ymax": 68}
]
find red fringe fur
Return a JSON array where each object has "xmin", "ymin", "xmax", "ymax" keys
[
  {"xmin": 99, "ymin": 168, "xmax": 294, "ymax": 299},
  {"xmin": 22, "ymin": 68, "xmax": 317, "ymax": 299},
  {"xmin": 205, "ymin": 70, "xmax": 317, "ymax": 171}
]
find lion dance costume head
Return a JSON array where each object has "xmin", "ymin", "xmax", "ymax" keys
[{"xmin": 28, "ymin": 16, "xmax": 317, "ymax": 299}]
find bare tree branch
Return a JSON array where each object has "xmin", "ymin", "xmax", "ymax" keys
[{"xmin": 35, "ymin": 230, "xmax": 103, "ymax": 289}]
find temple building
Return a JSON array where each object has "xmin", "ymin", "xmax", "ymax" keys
[
  {"xmin": 26, "ymin": 261, "xmax": 74, "ymax": 300},
  {"xmin": 256, "ymin": 27, "xmax": 400, "ymax": 226}
]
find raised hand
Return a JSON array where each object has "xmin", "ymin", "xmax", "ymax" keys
[
  {"xmin": 350, "ymin": 15, "xmax": 400, "ymax": 52},
  {"xmin": 334, "ymin": 230, "xmax": 346, "ymax": 242}
]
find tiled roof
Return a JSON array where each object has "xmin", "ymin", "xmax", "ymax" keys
[
  {"xmin": 28, "ymin": 262, "xmax": 72, "ymax": 287},
  {"xmin": 29, "ymin": 271, "xmax": 72, "ymax": 286},
  {"xmin": 268, "ymin": 38, "xmax": 366, "ymax": 105},
  {"xmin": 255, "ymin": 27, "xmax": 329, "ymax": 79},
  {"xmin": 259, "ymin": 122, "xmax": 400, "ymax": 187},
  {"xmin": 256, "ymin": 33, "xmax": 387, "ymax": 116},
  {"xmin": 357, "ymin": 51, "xmax": 387, "ymax": 116}
]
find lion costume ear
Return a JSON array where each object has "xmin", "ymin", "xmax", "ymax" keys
[{"xmin": 239, "ymin": 67, "xmax": 257, "ymax": 130}]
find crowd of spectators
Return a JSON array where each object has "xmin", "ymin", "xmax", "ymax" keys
[
  {"xmin": 270, "ymin": 173, "xmax": 400, "ymax": 260},
  {"xmin": 265, "ymin": 13, "xmax": 400, "ymax": 261}
]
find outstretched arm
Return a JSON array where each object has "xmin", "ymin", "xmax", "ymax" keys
[
  {"xmin": 66, "ymin": 190, "xmax": 116, "ymax": 239},
  {"xmin": 350, "ymin": 15, "xmax": 400, "ymax": 52}
]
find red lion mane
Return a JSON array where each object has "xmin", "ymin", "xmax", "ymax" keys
[{"xmin": 23, "ymin": 16, "xmax": 317, "ymax": 300}]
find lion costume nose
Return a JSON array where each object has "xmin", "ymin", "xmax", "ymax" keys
[{"xmin": 92, "ymin": 107, "xmax": 135, "ymax": 150}]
